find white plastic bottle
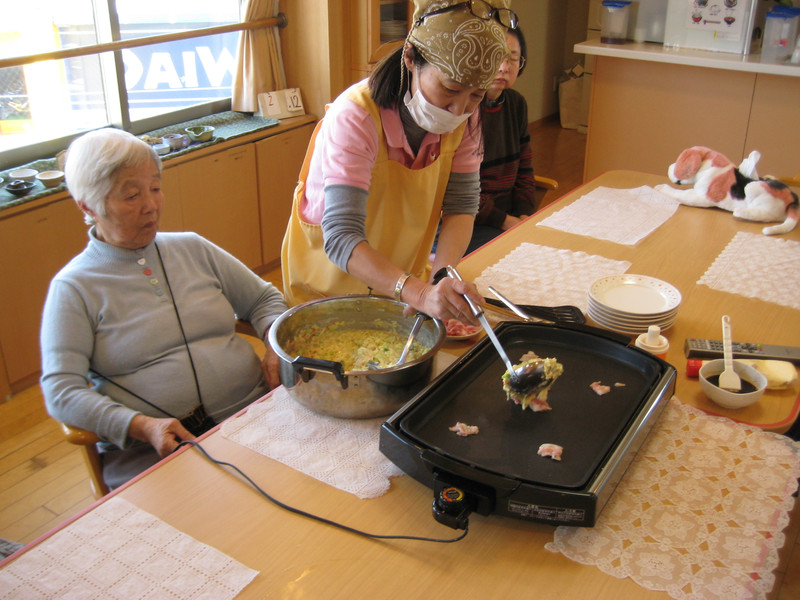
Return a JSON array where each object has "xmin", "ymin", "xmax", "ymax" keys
[{"xmin": 635, "ymin": 325, "xmax": 669, "ymax": 360}]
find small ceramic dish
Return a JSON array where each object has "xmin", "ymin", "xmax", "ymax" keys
[
  {"xmin": 185, "ymin": 125, "xmax": 215, "ymax": 142},
  {"xmin": 9, "ymin": 168, "xmax": 38, "ymax": 183},
  {"xmin": 36, "ymin": 170, "xmax": 65, "ymax": 188},
  {"xmin": 6, "ymin": 179, "xmax": 36, "ymax": 197},
  {"xmin": 153, "ymin": 142, "xmax": 171, "ymax": 156},
  {"xmin": 699, "ymin": 358, "xmax": 767, "ymax": 409}
]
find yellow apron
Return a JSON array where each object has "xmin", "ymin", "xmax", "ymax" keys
[{"xmin": 281, "ymin": 82, "xmax": 466, "ymax": 306}]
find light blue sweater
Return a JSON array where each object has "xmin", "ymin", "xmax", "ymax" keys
[{"xmin": 40, "ymin": 230, "xmax": 287, "ymax": 458}]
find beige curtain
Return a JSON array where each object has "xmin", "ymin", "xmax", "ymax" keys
[{"xmin": 232, "ymin": 0, "xmax": 287, "ymax": 112}]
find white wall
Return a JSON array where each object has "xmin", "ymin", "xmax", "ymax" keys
[{"xmin": 513, "ymin": 0, "xmax": 590, "ymax": 122}]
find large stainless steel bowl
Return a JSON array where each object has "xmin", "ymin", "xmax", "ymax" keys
[{"xmin": 268, "ymin": 295, "xmax": 445, "ymax": 419}]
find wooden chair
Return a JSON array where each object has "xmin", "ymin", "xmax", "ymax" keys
[
  {"xmin": 534, "ymin": 175, "xmax": 559, "ymax": 209},
  {"xmin": 59, "ymin": 323, "xmax": 263, "ymax": 501},
  {"xmin": 534, "ymin": 174, "xmax": 559, "ymax": 191},
  {"xmin": 60, "ymin": 422, "xmax": 109, "ymax": 499},
  {"xmin": 779, "ymin": 174, "xmax": 800, "ymax": 188}
]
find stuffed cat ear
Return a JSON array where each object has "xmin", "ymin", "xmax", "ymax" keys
[
  {"xmin": 706, "ymin": 169, "xmax": 736, "ymax": 202},
  {"xmin": 672, "ymin": 148, "xmax": 703, "ymax": 181},
  {"xmin": 738, "ymin": 150, "xmax": 761, "ymax": 180}
]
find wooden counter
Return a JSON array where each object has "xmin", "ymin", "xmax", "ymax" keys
[{"xmin": 575, "ymin": 39, "xmax": 800, "ymax": 183}]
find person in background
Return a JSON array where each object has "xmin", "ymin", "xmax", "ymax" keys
[
  {"xmin": 40, "ymin": 128, "xmax": 287, "ymax": 490},
  {"xmin": 467, "ymin": 24, "xmax": 535, "ymax": 254},
  {"xmin": 282, "ymin": 0, "xmax": 514, "ymax": 322}
]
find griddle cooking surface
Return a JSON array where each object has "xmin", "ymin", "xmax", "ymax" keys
[{"xmin": 398, "ymin": 323, "xmax": 662, "ymax": 489}]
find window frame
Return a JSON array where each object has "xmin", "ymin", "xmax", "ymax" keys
[{"xmin": 0, "ymin": 14, "xmax": 280, "ymax": 170}]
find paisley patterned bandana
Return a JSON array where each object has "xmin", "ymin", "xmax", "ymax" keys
[{"xmin": 408, "ymin": 0, "xmax": 511, "ymax": 89}]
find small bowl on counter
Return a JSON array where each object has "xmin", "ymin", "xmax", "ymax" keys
[
  {"xmin": 5, "ymin": 179, "xmax": 37, "ymax": 197},
  {"xmin": 185, "ymin": 125, "xmax": 215, "ymax": 142},
  {"xmin": 36, "ymin": 170, "xmax": 65, "ymax": 188},
  {"xmin": 699, "ymin": 359, "xmax": 767, "ymax": 409},
  {"xmin": 153, "ymin": 142, "xmax": 171, "ymax": 156},
  {"xmin": 9, "ymin": 168, "xmax": 38, "ymax": 183}
]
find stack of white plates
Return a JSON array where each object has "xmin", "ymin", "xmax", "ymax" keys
[{"xmin": 587, "ymin": 274, "xmax": 681, "ymax": 335}]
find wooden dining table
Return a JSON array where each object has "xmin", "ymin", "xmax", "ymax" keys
[{"xmin": 2, "ymin": 170, "xmax": 798, "ymax": 600}]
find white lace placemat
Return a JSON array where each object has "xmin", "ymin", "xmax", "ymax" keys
[
  {"xmin": 698, "ymin": 231, "xmax": 800, "ymax": 311},
  {"xmin": 221, "ymin": 387, "xmax": 404, "ymax": 499},
  {"xmin": 546, "ymin": 398, "xmax": 800, "ymax": 600},
  {"xmin": 474, "ymin": 242, "xmax": 632, "ymax": 312},
  {"xmin": 0, "ymin": 496, "xmax": 257, "ymax": 600},
  {"xmin": 537, "ymin": 185, "xmax": 680, "ymax": 245}
]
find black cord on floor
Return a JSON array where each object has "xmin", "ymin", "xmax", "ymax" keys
[{"xmin": 176, "ymin": 440, "xmax": 469, "ymax": 543}]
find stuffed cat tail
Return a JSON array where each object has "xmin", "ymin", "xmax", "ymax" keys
[{"xmin": 755, "ymin": 179, "xmax": 799, "ymax": 235}]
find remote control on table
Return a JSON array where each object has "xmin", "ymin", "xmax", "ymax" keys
[{"xmin": 684, "ymin": 338, "xmax": 800, "ymax": 365}]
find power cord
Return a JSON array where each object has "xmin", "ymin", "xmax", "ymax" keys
[{"xmin": 176, "ymin": 440, "xmax": 469, "ymax": 543}]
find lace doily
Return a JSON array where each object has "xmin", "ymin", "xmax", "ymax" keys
[
  {"xmin": 0, "ymin": 497, "xmax": 257, "ymax": 600},
  {"xmin": 474, "ymin": 242, "xmax": 631, "ymax": 312},
  {"xmin": 221, "ymin": 387, "xmax": 404, "ymax": 499},
  {"xmin": 537, "ymin": 185, "xmax": 680, "ymax": 245},
  {"xmin": 698, "ymin": 231, "xmax": 800, "ymax": 311},
  {"xmin": 545, "ymin": 398, "xmax": 800, "ymax": 600}
]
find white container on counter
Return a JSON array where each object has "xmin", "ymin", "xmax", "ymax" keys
[
  {"xmin": 627, "ymin": 0, "xmax": 668, "ymax": 43},
  {"xmin": 762, "ymin": 7, "xmax": 800, "ymax": 63},
  {"xmin": 601, "ymin": 0, "xmax": 632, "ymax": 44},
  {"xmin": 664, "ymin": 0, "xmax": 769, "ymax": 55}
]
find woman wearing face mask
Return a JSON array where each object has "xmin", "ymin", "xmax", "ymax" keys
[{"xmin": 282, "ymin": 0, "xmax": 514, "ymax": 322}]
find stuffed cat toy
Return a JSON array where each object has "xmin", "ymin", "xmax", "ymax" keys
[{"xmin": 654, "ymin": 146, "xmax": 799, "ymax": 235}]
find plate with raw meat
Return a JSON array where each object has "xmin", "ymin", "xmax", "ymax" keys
[{"xmin": 444, "ymin": 319, "xmax": 482, "ymax": 341}]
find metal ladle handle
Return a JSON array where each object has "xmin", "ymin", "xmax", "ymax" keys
[
  {"xmin": 445, "ymin": 265, "xmax": 517, "ymax": 375},
  {"xmin": 445, "ymin": 265, "xmax": 483, "ymax": 319}
]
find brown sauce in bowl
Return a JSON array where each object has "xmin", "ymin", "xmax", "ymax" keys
[{"xmin": 705, "ymin": 375, "xmax": 758, "ymax": 394}]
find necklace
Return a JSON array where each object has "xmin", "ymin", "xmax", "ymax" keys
[{"xmin": 154, "ymin": 241, "xmax": 204, "ymax": 408}]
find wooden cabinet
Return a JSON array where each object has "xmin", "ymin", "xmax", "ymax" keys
[
  {"xmin": 0, "ymin": 199, "xmax": 87, "ymax": 397},
  {"xmin": 171, "ymin": 145, "xmax": 262, "ymax": 269},
  {"xmin": 255, "ymin": 121, "xmax": 315, "ymax": 269},
  {"xmin": 159, "ymin": 168, "xmax": 184, "ymax": 232},
  {"xmin": 578, "ymin": 42, "xmax": 800, "ymax": 182},
  {"xmin": 348, "ymin": 0, "xmax": 412, "ymax": 83}
]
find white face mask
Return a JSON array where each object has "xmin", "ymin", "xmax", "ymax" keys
[{"xmin": 403, "ymin": 89, "xmax": 473, "ymax": 135}]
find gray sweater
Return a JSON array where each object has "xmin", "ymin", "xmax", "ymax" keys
[{"xmin": 40, "ymin": 230, "xmax": 287, "ymax": 454}]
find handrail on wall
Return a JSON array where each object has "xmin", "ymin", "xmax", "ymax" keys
[{"xmin": 0, "ymin": 14, "xmax": 288, "ymax": 70}]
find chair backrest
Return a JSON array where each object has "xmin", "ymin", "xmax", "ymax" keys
[{"xmin": 778, "ymin": 174, "xmax": 800, "ymax": 189}]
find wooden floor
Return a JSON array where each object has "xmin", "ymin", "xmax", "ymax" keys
[{"xmin": 2, "ymin": 117, "xmax": 798, "ymax": 599}]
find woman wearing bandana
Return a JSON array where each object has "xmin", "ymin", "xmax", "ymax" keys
[{"xmin": 282, "ymin": 0, "xmax": 514, "ymax": 322}]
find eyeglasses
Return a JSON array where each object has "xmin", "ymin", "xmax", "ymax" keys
[
  {"xmin": 415, "ymin": 0, "xmax": 519, "ymax": 30},
  {"xmin": 505, "ymin": 55, "xmax": 526, "ymax": 69}
]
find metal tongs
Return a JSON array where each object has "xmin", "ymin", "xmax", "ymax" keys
[{"xmin": 446, "ymin": 265, "xmax": 550, "ymax": 395}]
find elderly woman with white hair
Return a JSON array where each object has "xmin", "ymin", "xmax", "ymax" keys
[{"xmin": 40, "ymin": 127, "xmax": 287, "ymax": 489}]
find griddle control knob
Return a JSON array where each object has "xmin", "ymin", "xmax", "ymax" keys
[{"xmin": 433, "ymin": 486, "xmax": 471, "ymax": 530}]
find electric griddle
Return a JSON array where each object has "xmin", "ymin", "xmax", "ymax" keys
[{"xmin": 380, "ymin": 322, "xmax": 676, "ymax": 527}]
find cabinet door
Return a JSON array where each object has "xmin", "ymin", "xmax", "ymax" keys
[
  {"xmin": 179, "ymin": 145, "xmax": 262, "ymax": 268},
  {"xmin": 159, "ymin": 165, "xmax": 184, "ymax": 232},
  {"xmin": 348, "ymin": 0, "xmax": 412, "ymax": 84},
  {"xmin": 0, "ymin": 200, "xmax": 87, "ymax": 388},
  {"xmin": 255, "ymin": 122, "xmax": 315, "ymax": 268}
]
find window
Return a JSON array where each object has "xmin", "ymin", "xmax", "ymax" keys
[{"xmin": 0, "ymin": 0, "xmax": 241, "ymax": 170}]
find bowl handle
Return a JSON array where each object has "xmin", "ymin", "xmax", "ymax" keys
[{"xmin": 291, "ymin": 356, "xmax": 348, "ymax": 389}]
